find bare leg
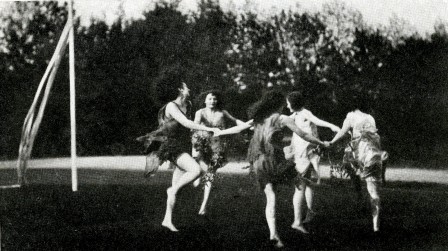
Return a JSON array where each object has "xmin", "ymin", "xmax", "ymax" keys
[
  {"xmin": 292, "ymin": 183, "xmax": 309, "ymax": 234},
  {"xmin": 193, "ymin": 159, "xmax": 207, "ymax": 187},
  {"xmin": 311, "ymin": 156, "xmax": 321, "ymax": 185},
  {"xmin": 303, "ymin": 186, "xmax": 316, "ymax": 224},
  {"xmin": 162, "ymin": 153, "xmax": 201, "ymax": 232},
  {"xmin": 303, "ymin": 158, "xmax": 319, "ymax": 223},
  {"xmin": 197, "ymin": 160, "xmax": 212, "ymax": 215},
  {"xmin": 264, "ymin": 183, "xmax": 284, "ymax": 248},
  {"xmin": 366, "ymin": 180, "xmax": 381, "ymax": 232},
  {"xmin": 199, "ymin": 181, "xmax": 212, "ymax": 215}
]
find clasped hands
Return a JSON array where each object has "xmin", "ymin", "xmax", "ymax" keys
[
  {"xmin": 322, "ymin": 141, "xmax": 332, "ymax": 148},
  {"xmin": 211, "ymin": 128, "xmax": 222, "ymax": 137}
]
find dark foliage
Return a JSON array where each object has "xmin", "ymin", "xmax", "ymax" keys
[{"xmin": 0, "ymin": 1, "xmax": 447, "ymax": 165}]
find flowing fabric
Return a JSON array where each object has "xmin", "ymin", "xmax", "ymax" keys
[
  {"xmin": 156, "ymin": 102, "xmax": 192, "ymax": 163},
  {"xmin": 290, "ymin": 109, "xmax": 320, "ymax": 175},
  {"xmin": 247, "ymin": 113, "xmax": 297, "ymax": 188},
  {"xmin": 342, "ymin": 112, "xmax": 388, "ymax": 181},
  {"xmin": 138, "ymin": 102, "xmax": 192, "ymax": 165}
]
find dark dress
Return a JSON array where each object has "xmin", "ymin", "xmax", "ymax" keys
[
  {"xmin": 156, "ymin": 102, "xmax": 193, "ymax": 164},
  {"xmin": 247, "ymin": 113, "xmax": 297, "ymax": 188},
  {"xmin": 191, "ymin": 109, "xmax": 227, "ymax": 181}
]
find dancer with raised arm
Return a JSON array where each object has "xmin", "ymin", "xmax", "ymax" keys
[
  {"xmin": 144, "ymin": 74, "xmax": 221, "ymax": 232},
  {"xmin": 217, "ymin": 91, "xmax": 330, "ymax": 248},
  {"xmin": 191, "ymin": 90, "xmax": 245, "ymax": 215},
  {"xmin": 330, "ymin": 94, "xmax": 387, "ymax": 233},
  {"xmin": 286, "ymin": 91, "xmax": 340, "ymax": 233}
]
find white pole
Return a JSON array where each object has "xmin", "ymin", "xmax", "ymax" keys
[{"xmin": 68, "ymin": 0, "xmax": 78, "ymax": 192}]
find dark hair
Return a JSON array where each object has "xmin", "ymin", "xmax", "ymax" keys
[
  {"xmin": 286, "ymin": 91, "xmax": 305, "ymax": 111},
  {"xmin": 248, "ymin": 90, "xmax": 285, "ymax": 124},
  {"xmin": 195, "ymin": 89, "xmax": 223, "ymax": 110},
  {"xmin": 151, "ymin": 64, "xmax": 185, "ymax": 105},
  {"xmin": 346, "ymin": 92, "xmax": 373, "ymax": 113}
]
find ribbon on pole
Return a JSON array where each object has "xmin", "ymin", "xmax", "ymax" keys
[{"xmin": 15, "ymin": 19, "xmax": 73, "ymax": 187}]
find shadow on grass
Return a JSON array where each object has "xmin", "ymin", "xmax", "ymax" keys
[{"xmin": 0, "ymin": 169, "xmax": 447, "ymax": 250}]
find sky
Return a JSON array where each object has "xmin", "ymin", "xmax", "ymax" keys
[
  {"xmin": 1, "ymin": 0, "xmax": 448, "ymax": 35},
  {"xmin": 70, "ymin": 0, "xmax": 448, "ymax": 35}
]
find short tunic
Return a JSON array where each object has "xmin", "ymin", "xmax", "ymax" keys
[
  {"xmin": 156, "ymin": 102, "xmax": 192, "ymax": 163},
  {"xmin": 290, "ymin": 109, "xmax": 320, "ymax": 174},
  {"xmin": 191, "ymin": 109, "xmax": 228, "ymax": 182},
  {"xmin": 342, "ymin": 112, "xmax": 387, "ymax": 182},
  {"xmin": 247, "ymin": 113, "xmax": 297, "ymax": 188}
]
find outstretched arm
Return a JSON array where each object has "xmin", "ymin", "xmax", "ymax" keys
[
  {"xmin": 223, "ymin": 110, "xmax": 245, "ymax": 126},
  {"xmin": 305, "ymin": 111, "xmax": 340, "ymax": 132},
  {"xmin": 214, "ymin": 120, "xmax": 254, "ymax": 136},
  {"xmin": 166, "ymin": 103, "xmax": 219, "ymax": 133},
  {"xmin": 330, "ymin": 117, "xmax": 351, "ymax": 144},
  {"xmin": 282, "ymin": 116, "xmax": 329, "ymax": 147}
]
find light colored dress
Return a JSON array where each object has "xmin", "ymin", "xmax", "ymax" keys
[
  {"xmin": 290, "ymin": 109, "xmax": 320, "ymax": 175},
  {"xmin": 342, "ymin": 111, "xmax": 387, "ymax": 182}
]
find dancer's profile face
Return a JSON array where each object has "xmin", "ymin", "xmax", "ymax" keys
[
  {"xmin": 205, "ymin": 93, "xmax": 218, "ymax": 108},
  {"xmin": 179, "ymin": 82, "xmax": 190, "ymax": 98}
]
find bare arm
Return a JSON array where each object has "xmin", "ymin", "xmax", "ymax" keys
[
  {"xmin": 305, "ymin": 111, "xmax": 340, "ymax": 132},
  {"xmin": 166, "ymin": 103, "xmax": 217, "ymax": 132},
  {"xmin": 214, "ymin": 120, "xmax": 254, "ymax": 136},
  {"xmin": 223, "ymin": 110, "xmax": 245, "ymax": 126},
  {"xmin": 193, "ymin": 110, "xmax": 202, "ymax": 124},
  {"xmin": 330, "ymin": 117, "xmax": 351, "ymax": 144},
  {"xmin": 282, "ymin": 116, "xmax": 328, "ymax": 147}
]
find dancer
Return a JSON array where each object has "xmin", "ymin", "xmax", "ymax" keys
[
  {"xmin": 146, "ymin": 78, "xmax": 221, "ymax": 232},
  {"xmin": 330, "ymin": 94, "xmax": 387, "ymax": 233},
  {"xmin": 191, "ymin": 90, "xmax": 245, "ymax": 215},
  {"xmin": 286, "ymin": 91, "xmax": 340, "ymax": 233},
  {"xmin": 217, "ymin": 91, "xmax": 330, "ymax": 248}
]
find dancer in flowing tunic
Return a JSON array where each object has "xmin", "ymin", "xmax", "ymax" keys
[
  {"xmin": 217, "ymin": 91, "xmax": 330, "ymax": 248},
  {"xmin": 142, "ymin": 77, "xmax": 221, "ymax": 232},
  {"xmin": 191, "ymin": 90, "xmax": 245, "ymax": 215},
  {"xmin": 286, "ymin": 91, "xmax": 340, "ymax": 233},
  {"xmin": 330, "ymin": 96, "xmax": 388, "ymax": 233}
]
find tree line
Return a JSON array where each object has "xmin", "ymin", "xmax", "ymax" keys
[{"xmin": 0, "ymin": 1, "xmax": 447, "ymax": 166}]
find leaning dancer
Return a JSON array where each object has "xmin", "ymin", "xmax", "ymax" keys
[
  {"xmin": 330, "ymin": 95, "xmax": 388, "ymax": 233},
  {"xmin": 191, "ymin": 90, "xmax": 245, "ymax": 215},
  {"xmin": 286, "ymin": 91, "xmax": 340, "ymax": 233},
  {"xmin": 217, "ymin": 91, "xmax": 329, "ymax": 248},
  {"xmin": 148, "ymin": 77, "xmax": 220, "ymax": 232}
]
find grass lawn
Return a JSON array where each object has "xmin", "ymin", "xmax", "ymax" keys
[{"xmin": 0, "ymin": 167, "xmax": 447, "ymax": 250}]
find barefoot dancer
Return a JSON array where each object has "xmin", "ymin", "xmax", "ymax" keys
[
  {"xmin": 330, "ymin": 94, "xmax": 388, "ymax": 233},
  {"xmin": 191, "ymin": 90, "xmax": 245, "ymax": 215},
  {"xmin": 286, "ymin": 92, "xmax": 340, "ymax": 233},
  {"xmin": 150, "ymin": 78, "xmax": 220, "ymax": 232},
  {"xmin": 217, "ymin": 91, "xmax": 329, "ymax": 248}
]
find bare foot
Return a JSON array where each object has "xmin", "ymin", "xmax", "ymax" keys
[
  {"xmin": 161, "ymin": 222, "xmax": 179, "ymax": 232},
  {"xmin": 270, "ymin": 236, "xmax": 284, "ymax": 248},
  {"xmin": 198, "ymin": 208, "xmax": 206, "ymax": 215},
  {"xmin": 303, "ymin": 209, "xmax": 316, "ymax": 224},
  {"xmin": 291, "ymin": 223, "xmax": 309, "ymax": 234}
]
